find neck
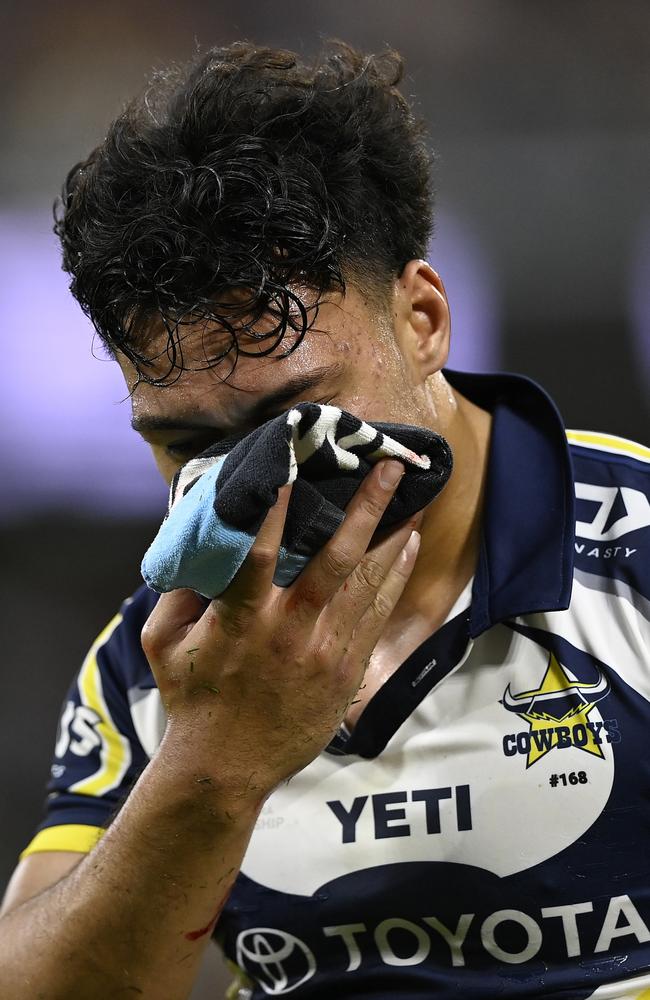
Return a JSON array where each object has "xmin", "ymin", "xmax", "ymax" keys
[
  {"xmin": 395, "ymin": 376, "xmax": 492, "ymax": 627},
  {"xmin": 344, "ymin": 377, "xmax": 492, "ymax": 727}
]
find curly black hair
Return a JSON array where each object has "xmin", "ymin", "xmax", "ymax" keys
[{"xmin": 55, "ymin": 41, "xmax": 434, "ymax": 384}]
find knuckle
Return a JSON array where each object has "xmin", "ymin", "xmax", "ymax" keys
[
  {"xmin": 355, "ymin": 557, "xmax": 386, "ymax": 591},
  {"xmin": 246, "ymin": 546, "xmax": 277, "ymax": 573},
  {"xmin": 370, "ymin": 589, "xmax": 394, "ymax": 621},
  {"xmin": 141, "ymin": 620, "xmax": 163, "ymax": 658},
  {"xmin": 391, "ymin": 557, "xmax": 412, "ymax": 582},
  {"xmin": 321, "ymin": 545, "xmax": 353, "ymax": 580},
  {"xmin": 220, "ymin": 605, "xmax": 253, "ymax": 639},
  {"xmin": 357, "ymin": 491, "xmax": 388, "ymax": 521}
]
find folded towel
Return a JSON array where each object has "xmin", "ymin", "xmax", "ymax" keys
[{"xmin": 141, "ymin": 403, "xmax": 453, "ymax": 598}]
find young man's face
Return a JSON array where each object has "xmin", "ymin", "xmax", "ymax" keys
[{"xmin": 120, "ymin": 270, "xmax": 451, "ymax": 484}]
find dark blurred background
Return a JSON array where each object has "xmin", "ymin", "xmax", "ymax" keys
[{"xmin": 1, "ymin": 1, "xmax": 648, "ymax": 995}]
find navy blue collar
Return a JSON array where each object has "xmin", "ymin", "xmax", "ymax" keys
[{"xmin": 444, "ymin": 370, "xmax": 576, "ymax": 638}]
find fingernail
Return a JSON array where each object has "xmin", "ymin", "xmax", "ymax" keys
[
  {"xmin": 403, "ymin": 530, "xmax": 421, "ymax": 561},
  {"xmin": 379, "ymin": 460, "xmax": 405, "ymax": 490}
]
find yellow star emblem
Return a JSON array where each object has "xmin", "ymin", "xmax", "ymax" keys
[{"xmin": 505, "ymin": 653, "xmax": 609, "ymax": 767}]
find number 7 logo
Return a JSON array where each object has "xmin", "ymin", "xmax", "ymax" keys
[{"xmin": 575, "ymin": 483, "xmax": 650, "ymax": 541}]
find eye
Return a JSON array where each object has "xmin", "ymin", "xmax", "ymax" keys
[{"xmin": 164, "ymin": 438, "xmax": 215, "ymax": 461}]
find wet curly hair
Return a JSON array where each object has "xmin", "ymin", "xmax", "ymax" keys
[{"xmin": 55, "ymin": 40, "xmax": 435, "ymax": 384}]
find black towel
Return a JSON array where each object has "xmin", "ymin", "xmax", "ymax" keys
[{"xmin": 142, "ymin": 403, "xmax": 453, "ymax": 597}]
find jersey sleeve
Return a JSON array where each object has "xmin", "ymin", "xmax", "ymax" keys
[
  {"xmin": 569, "ymin": 431, "xmax": 650, "ymax": 600},
  {"xmin": 22, "ymin": 591, "xmax": 157, "ymax": 858}
]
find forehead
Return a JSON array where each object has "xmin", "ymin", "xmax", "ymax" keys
[
  {"xmin": 119, "ymin": 303, "xmax": 364, "ymax": 429},
  {"xmin": 118, "ymin": 283, "xmax": 400, "ymax": 432}
]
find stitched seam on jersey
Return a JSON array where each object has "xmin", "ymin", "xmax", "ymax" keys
[
  {"xmin": 20, "ymin": 824, "xmax": 105, "ymax": 858},
  {"xmin": 68, "ymin": 614, "xmax": 133, "ymax": 797}
]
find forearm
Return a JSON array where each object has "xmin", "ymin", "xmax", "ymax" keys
[
  {"xmin": 0, "ymin": 725, "xmax": 263, "ymax": 1000},
  {"xmin": 0, "ymin": 464, "xmax": 416, "ymax": 998}
]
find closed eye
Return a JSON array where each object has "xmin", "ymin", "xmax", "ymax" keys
[
  {"xmin": 164, "ymin": 436, "xmax": 222, "ymax": 460},
  {"xmin": 163, "ymin": 396, "xmax": 337, "ymax": 461}
]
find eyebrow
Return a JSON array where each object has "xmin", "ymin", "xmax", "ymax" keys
[{"xmin": 130, "ymin": 362, "xmax": 344, "ymax": 435}]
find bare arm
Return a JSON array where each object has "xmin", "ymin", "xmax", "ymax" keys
[
  {"xmin": 1, "ymin": 852, "xmax": 85, "ymax": 916},
  {"xmin": 0, "ymin": 461, "xmax": 419, "ymax": 999}
]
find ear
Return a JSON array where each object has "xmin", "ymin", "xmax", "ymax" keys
[{"xmin": 393, "ymin": 260, "xmax": 451, "ymax": 380}]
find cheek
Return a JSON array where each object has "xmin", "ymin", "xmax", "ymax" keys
[{"xmin": 344, "ymin": 356, "xmax": 416, "ymax": 421}]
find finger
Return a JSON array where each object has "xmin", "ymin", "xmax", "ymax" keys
[
  {"xmin": 346, "ymin": 529, "xmax": 421, "ymax": 654},
  {"xmin": 289, "ymin": 460, "xmax": 405, "ymax": 611},
  {"xmin": 325, "ymin": 517, "xmax": 418, "ymax": 629},
  {"xmin": 224, "ymin": 483, "xmax": 293, "ymax": 604},
  {"xmin": 141, "ymin": 588, "xmax": 208, "ymax": 664}
]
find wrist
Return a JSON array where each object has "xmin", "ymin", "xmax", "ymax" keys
[{"xmin": 152, "ymin": 715, "xmax": 273, "ymax": 824}]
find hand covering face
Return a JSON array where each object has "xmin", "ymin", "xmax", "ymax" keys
[{"xmin": 141, "ymin": 403, "xmax": 453, "ymax": 598}]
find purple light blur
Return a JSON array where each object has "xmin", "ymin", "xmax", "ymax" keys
[
  {"xmin": 1, "ymin": 212, "xmax": 167, "ymax": 519},
  {"xmin": 432, "ymin": 207, "xmax": 500, "ymax": 374}
]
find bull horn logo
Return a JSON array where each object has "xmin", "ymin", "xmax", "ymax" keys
[
  {"xmin": 500, "ymin": 652, "xmax": 613, "ymax": 767},
  {"xmin": 502, "ymin": 665, "xmax": 610, "ymax": 715}
]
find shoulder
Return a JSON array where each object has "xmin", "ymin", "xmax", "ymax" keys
[
  {"xmin": 567, "ymin": 429, "xmax": 650, "ymax": 598},
  {"xmin": 567, "ymin": 429, "xmax": 650, "ymax": 476},
  {"xmin": 567, "ymin": 428, "xmax": 650, "ymax": 524}
]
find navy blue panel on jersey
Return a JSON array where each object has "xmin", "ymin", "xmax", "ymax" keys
[{"xmin": 445, "ymin": 371, "xmax": 575, "ymax": 636}]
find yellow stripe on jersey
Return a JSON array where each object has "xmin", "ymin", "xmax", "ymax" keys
[
  {"xmin": 567, "ymin": 429, "xmax": 650, "ymax": 463},
  {"xmin": 224, "ymin": 959, "xmax": 254, "ymax": 999},
  {"xmin": 68, "ymin": 613, "xmax": 132, "ymax": 797},
  {"xmin": 20, "ymin": 824, "xmax": 105, "ymax": 859}
]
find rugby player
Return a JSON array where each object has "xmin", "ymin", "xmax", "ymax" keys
[{"xmin": 1, "ymin": 41, "xmax": 649, "ymax": 999}]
